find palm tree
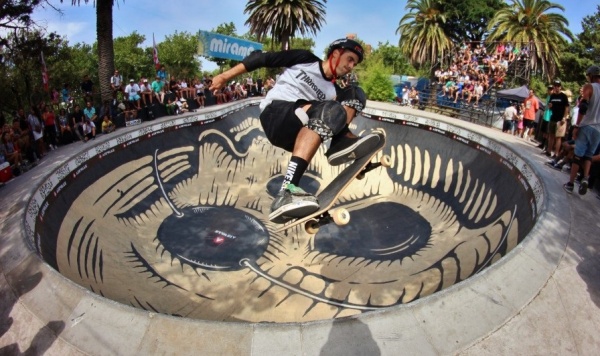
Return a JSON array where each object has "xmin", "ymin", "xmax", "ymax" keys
[
  {"xmin": 486, "ymin": 0, "xmax": 574, "ymax": 79},
  {"xmin": 61, "ymin": 0, "xmax": 115, "ymax": 104},
  {"xmin": 244, "ymin": 0, "xmax": 326, "ymax": 51},
  {"xmin": 396, "ymin": 0, "xmax": 452, "ymax": 67}
]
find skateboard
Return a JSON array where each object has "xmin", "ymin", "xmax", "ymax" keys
[{"xmin": 275, "ymin": 133, "xmax": 390, "ymax": 234}]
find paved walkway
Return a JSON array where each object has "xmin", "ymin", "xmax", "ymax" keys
[{"xmin": 1, "ymin": 100, "xmax": 599, "ymax": 355}]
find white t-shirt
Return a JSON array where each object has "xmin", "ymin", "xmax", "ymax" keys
[{"xmin": 125, "ymin": 84, "xmax": 140, "ymax": 96}]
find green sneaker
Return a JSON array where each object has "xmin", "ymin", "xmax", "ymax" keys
[{"xmin": 269, "ymin": 184, "xmax": 319, "ymax": 224}]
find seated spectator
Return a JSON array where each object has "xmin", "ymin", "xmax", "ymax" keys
[
  {"xmin": 124, "ymin": 79, "xmax": 142, "ymax": 110},
  {"xmin": 140, "ymin": 79, "xmax": 153, "ymax": 107},
  {"xmin": 194, "ymin": 78, "xmax": 205, "ymax": 108},
  {"xmin": 151, "ymin": 76, "xmax": 165, "ymax": 104},
  {"xmin": 82, "ymin": 117, "xmax": 96, "ymax": 142},
  {"xmin": 101, "ymin": 114, "xmax": 115, "ymax": 134},
  {"xmin": 409, "ymin": 87, "xmax": 419, "ymax": 107},
  {"xmin": 180, "ymin": 78, "xmax": 195, "ymax": 99},
  {"xmin": 469, "ymin": 81, "xmax": 484, "ymax": 107},
  {"xmin": 176, "ymin": 97, "xmax": 189, "ymax": 114},
  {"xmin": 0, "ymin": 131, "xmax": 23, "ymax": 172},
  {"xmin": 57, "ymin": 108, "xmax": 75, "ymax": 144},
  {"xmin": 98, "ymin": 100, "xmax": 115, "ymax": 123},
  {"xmin": 165, "ymin": 98, "xmax": 178, "ymax": 115},
  {"xmin": 169, "ymin": 76, "xmax": 180, "ymax": 97}
]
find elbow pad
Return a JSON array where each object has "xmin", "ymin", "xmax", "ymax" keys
[
  {"xmin": 241, "ymin": 50, "xmax": 266, "ymax": 72},
  {"xmin": 579, "ymin": 99, "xmax": 589, "ymax": 115}
]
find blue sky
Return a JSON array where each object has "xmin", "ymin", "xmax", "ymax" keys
[{"xmin": 32, "ymin": 0, "xmax": 594, "ymax": 71}]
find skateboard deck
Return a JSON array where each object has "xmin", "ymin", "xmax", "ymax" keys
[{"xmin": 275, "ymin": 133, "xmax": 389, "ymax": 233}]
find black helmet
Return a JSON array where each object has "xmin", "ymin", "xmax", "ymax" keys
[
  {"xmin": 327, "ymin": 38, "xmax": 364, "ymax": 63},
  {"xmin": 586, "ymin": 65, "xmax": 600, "ymax": 78}
]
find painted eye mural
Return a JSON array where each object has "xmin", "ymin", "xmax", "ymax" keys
[{"xmin": 31, "ymin": 103, "xmax": 539, "ymax": 323}]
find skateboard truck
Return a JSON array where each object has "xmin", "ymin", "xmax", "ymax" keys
[
  {"xmin": 304, "ymin": 208, "xmax": 351, "ymax": 234},
  {"xmin": 304, "ymin": 154, "xmax": 391, "ymax": 234}
]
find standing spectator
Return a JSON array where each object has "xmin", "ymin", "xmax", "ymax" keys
[
  {"xmin": 245, "ymin": 75, "xmax": 254, "ymax": 95},
  {"xmin": 546, "ymin": 80, "xmax": 570, "ymax": 158},
  {"xmin": 564, "ymin": 66, "xmax": 600, "ymax": 195},
  {"xmin": 28, "ymin": 106, "xmax": 45, "ymax": 159},
  {"xmin": 157, "ymin": 65, "xmax": 168, "ymax": 88},
  {"xmin": 538, "ymin": 85, "xmax": 553, "ymax": 150},
  {"xmin": 124, "ymin": 79, "xmax": 142, "ymax": 110},
  {"xmin": 110, "ymin": 69, "xmax": 123, "ymax": 101},
  {"xmin": 503, "ymin": 102, "xmax": 518, "ymax": 134},
  {"xmin": 42, "ymin": 105, "xmax": 58, "ymax": 150},
  {"xmin": 80, "ymin": 74, "xmax": 94, "ymax": 103},
  {"xmin": 522, "ymin": 89, "xmax": 539, "ymax": 141},
  {"xmin": 61, "ymin": 83, "xmax": 70, "ymax": 104}
]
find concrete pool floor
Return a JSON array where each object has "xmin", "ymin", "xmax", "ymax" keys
[{"xmin": 1, "ymin": 100, "xmax": 599, "ymax": 355}]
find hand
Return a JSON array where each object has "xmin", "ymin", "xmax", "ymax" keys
[{"xmin": 209, "ymin": 74, "xmax": 228, "ymax": 94}]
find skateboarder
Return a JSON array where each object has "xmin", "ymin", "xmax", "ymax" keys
[{"xmin": 210, "ymin": 38, "xmax": 380, "ymax": 223}]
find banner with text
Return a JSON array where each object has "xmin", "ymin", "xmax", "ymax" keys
[{"xmin": 197, "ymin": 31, "xmax": 263, "ymax": 61}]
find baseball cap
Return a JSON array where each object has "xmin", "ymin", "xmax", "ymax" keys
[
  {"xmin": 553, "ymin": 80, "xmax": 561, "ymax": 86},
  {"xmin": 129, "ymin": 79, "xmax": 134, "ymax": 82}
]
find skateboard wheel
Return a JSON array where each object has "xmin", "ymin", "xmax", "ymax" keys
[
  {"xmin": 357, "ymin": 172, "xmax": 365, "ymax": 180},
  {"xmin": 380, "ymin": 155, "xmax": 392, "ymax": 167},
  {"xmin": 331, "ymin": 208, "xmax": 350, "ymax": 226},
  {"xmin": 305, "ymin": 220, "xmax": 319, "ymax": 234}
]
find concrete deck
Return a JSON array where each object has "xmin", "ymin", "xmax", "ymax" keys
[{"xmin": 1, "ymin": 99, "xmax": 599, "ymax": 355}]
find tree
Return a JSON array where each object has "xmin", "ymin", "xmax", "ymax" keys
[
  {"xmin": 61, "ymin": 0, "xmax": 115, "ymax": 104},
  {"xmin": 369, "ymin": 41, "xmax": 416, "ymax": 76},
  {"xmin": 440, "ymin": 0, "xmax": 506, "ymax": 43},
  {"xmin": 155, "ymin": 31, "xmax": 202, "ymax": 79},
  {"xmin": 486, "ymin": 0, "xmax": 574, "ymax": 79},
  {"xmin": 0, "ymin": 0, "xmax": 47, "ymax": 46},
  {"xmin": 0, "ymin": 30, "xmax": 63, "ymax": 109},
  {"xmin": 244, "ymin": 0, "xmax": 326, "ymax": 51},
  {"xmin": 361, "ymin": 60, "xmax": 396, "ymax": 102},
  {"xmin": 396, "ymin": 0, "xmax": 453, "ymax": 67}
]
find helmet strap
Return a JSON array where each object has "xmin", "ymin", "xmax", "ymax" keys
[{"xmin": 328, "ymin": 49, "xmax": 344, "ymax": 83}]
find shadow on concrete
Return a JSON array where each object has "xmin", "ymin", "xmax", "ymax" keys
[
  {"xmin": 320, "ymin": 318, "xmax": 380, "ymax": 356},
  {"xmin": 0, "ymin": 270, "xmax": 66, "ymax": 355}
]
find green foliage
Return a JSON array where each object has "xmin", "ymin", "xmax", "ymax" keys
[
  {"xmin": 486, "ymin": 0, "xmax": 574, "ymax": 78},
  {"xmin": 156, "ymin": 31, "xmax": 202, "ymax": 79},
  {"xmin": 396, "ymin": 0, "xmax": 453, "ymax": 66},
  {"xmin": 361, "ymin": 60, "xmax": 396, "ymax": 102},
  {"xmin": 112, "ymin": 32, "xmax": 151, "ymax": 81},
  {"xmin": 0, "ymin": 0, "xmax": 42, "ymax": 45},
  {"xmin": 369, "ymin": 41, "xmax": 416, "ymax": 76},
  {"xmin": 440, "ymin": 0, "xmax": 506, "ymax": 43},
  {"xmin": 244, "ymin": 0, "xmax": 326, "ymax": 51}
]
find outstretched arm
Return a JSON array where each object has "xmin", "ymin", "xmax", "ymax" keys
[{"xmin": 209, "ymin": 63, "xmax": 247, "ymax": 93}]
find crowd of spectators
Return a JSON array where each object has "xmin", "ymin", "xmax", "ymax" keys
[
  {"xmin": 1, "ymin": 65, "xmax": 272, "ymax": 183},
  {"xmin": 433, "ymin": 41, "xmax": 531, "ymax": 107}
]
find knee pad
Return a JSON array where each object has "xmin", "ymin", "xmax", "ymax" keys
[
  {"xmin": 306, "ymin": 101, "xmax": 347, "ymax": 141},
  {"xmin": 336, "ymin": 85, "xmax": 367, "ymax": 112}
]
